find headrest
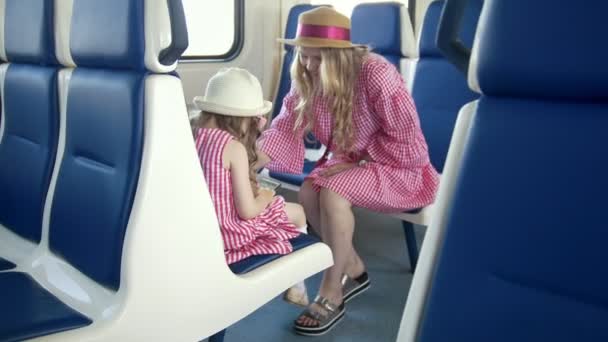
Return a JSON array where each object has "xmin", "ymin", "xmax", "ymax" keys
[
  {"xmin": 352, "ymin": 2, "xmax": 416, "ymax": 58},
  {"xmin": 419, "ymin": 0, "xmax": 481, "ymax": 58},
  {"xmin": 1, "ymin": 0, "xmax": 57, "ymax": 65},
  {"xmin": 56, "ymin": 0, "xmax": 188, "ymax": 72},
  {"xmin": 469, "ymin": 1, "xmax": 608, "ymax": 100},
  {"xmin": 283, "ymin": 4, "xmax": 320, "ymax": 52}
]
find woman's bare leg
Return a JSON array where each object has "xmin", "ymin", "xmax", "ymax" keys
[{"xmin": 297, "ymin": 188, "xmax": 364, "ymax": 326}]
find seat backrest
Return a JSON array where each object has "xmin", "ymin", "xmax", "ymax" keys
[
  {"xmin": 48, "ymin": 0, "xmax": 187, "ymax": 290},
  {"xmin": 411, "ymin": 0, "xmax": 481, "ymax": 172},
  {"xmin": 0, "ymin": 0, "xmax": 59, "ymax": 244},
  {"xmin": 351, "ymin": 2, "xmax": 416, "ymax": 72},
  {"xmin": 351, "ymin": 2, "xmax": 417, "ymax": 93},
  {"xmin": 408, "ymin": 1, "xmax": 608, "ymax": 341}
]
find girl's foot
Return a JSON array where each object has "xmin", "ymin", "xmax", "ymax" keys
[{"xmin": 283, "ymin": 282, "xmax": 309, "ymax": 307}]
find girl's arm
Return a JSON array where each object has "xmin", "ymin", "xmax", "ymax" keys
[{"xmin": 225, "ymin": 140, "xmax": 275, "ymax": 219}]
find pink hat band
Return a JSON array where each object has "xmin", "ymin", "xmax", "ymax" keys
[{"xmin": 297, "ymin": 23, "xmax": 351, "ymax": 41}]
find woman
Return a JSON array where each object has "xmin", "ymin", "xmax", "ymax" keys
[{"xmin": 257, "ymin": 6, "xmax": 439, "ymax": 336}]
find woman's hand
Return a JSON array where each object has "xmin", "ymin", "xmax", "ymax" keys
[
  {"xmin": 320, "ymin": 153, "xmax": 371, "ymax": 177},
  {"xmin": 253, "ymin": 140, "xmax": 271, "ymax": 171}
]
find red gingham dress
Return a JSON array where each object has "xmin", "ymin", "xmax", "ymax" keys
[
  {"xmin": 261, "ymin": 53, "xmax": 440, "ymax": 213},
  {"xmin": 196, "ymin": 128, "xmax": 300, "ymax": 264}
]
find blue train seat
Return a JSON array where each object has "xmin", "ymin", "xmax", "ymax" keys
[
  {"xmin": 411, "ymin": 0, "xmax": 481, "ymax": 174},
  {"xmin": 0, "ymin": 1, "xmax": 331, "ymax": 341},
  {"xmin": 399, "ymin": 1, "xmax": 608, "ymax": 341},
  {"xmin": 351, "ymin": 2, "xmax": 416, "ymax": 71},
  {"xmin": 0, "ymin": 0, "xmax": 59, "ymax": 271}
]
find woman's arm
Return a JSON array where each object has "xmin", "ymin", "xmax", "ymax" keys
[
  {"xmin": 365, "ymin": 59, "xmax": 430, "ymax": 168},
  {"xmin": 225, "ymin": 140, "xmax": 274, "ymax": 219},
  {"xmin": 257, "ymin": 88, "xmax": 307, "ymax": 174},
  {"xmin": 252, "ymin": 143, "xmax": 271, "ymax": 171}
]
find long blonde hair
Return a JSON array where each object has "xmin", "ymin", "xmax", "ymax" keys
[
  {"xmin": 291, "ymin": 46, "xmax": 369, "ymax": 153},
  {"xmin": 195, "ymin": 112, "xmax": 261, "ymax": 195}
]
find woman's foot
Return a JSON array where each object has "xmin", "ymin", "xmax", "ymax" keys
[
  {"xmin": 342, "ymin": 251, "xmax": 369, "ymax": 302},
  {"xmin": 295, "ymin": 288, "xmax": 343, "ymax": 328},
  {"xmin": 344, "ymin": 252, "xmax": 366, "ymax": 280},
  {"xmin": 293, "ymin": 296, "xmax": 345, "ymax": 336},
  {"xmin": 342, "ymin": 271, "xmax": 371, "ymax": 303}
]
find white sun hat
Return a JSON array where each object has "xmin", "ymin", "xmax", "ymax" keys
[{"xmin": 192, "ymin": 67, "xmax": 272, "ymax": 117}]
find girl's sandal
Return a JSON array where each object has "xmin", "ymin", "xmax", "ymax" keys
[{"xmin": 293, "ymin": 296, "xmax": 345, "ymax": 336}]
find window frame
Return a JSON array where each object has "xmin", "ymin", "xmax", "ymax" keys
[{"xmin": 179, "ymin": 0, "xmax": 245, "ymax": 62}]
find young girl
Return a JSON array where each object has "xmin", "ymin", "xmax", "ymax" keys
[{"xmin": 192, "ymin": 67, "xmax": 309, "ymax": 307}]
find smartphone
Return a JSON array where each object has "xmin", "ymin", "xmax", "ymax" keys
[{"xmin": 258, "ymin": 177, "xmax": 281, "ymax": 191}]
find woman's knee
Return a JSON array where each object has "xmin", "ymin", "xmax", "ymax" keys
[
  {"xmin": 298, "ymin": 180, "xmax": 319, "ymax": 210},
  {"xmin": 319, "ymin": 188, "xmax": 352, "ymax": 213}
]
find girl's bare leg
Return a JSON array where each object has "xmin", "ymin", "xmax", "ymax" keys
[{"xmin": 284, "ymin": 202, "xmax": 306, "ymax": 228}]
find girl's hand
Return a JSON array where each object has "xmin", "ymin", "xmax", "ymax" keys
[
  {"xmin": 320, "ymin": 162, "xmax": 357, "ymax": 177},
  {"xmin": 257, "ymin": 187, "xmax": 275, "ymax": 206}
]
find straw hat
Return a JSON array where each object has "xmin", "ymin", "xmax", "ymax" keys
[
  {"xmin": 278, "ymin": 6, "xmax": 361, "ymax": 49},
  {"xmin": 193, "ymin": 68, "xmax": 272, "ymax": 117}
]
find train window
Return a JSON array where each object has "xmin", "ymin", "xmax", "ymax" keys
[
  {"xmin": 180, "ymin": 0, "xmax": 244, "ymax": 60},
  {"xmin": 311, "ymin": 0, "xmax": 409, "ymax": 17}
]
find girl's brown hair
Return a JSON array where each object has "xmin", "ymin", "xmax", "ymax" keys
[
  {"xmin": 291, "ymin": 46, "xmax": 369, "ymax": 153},
  {"xmin": 195, "ymin": 112, "xmax": 261, "ymax": 195}
]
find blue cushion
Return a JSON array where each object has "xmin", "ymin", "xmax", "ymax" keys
[
  {"xmin": 412, "ymin": 0, "xmax": 481, "ymax": 172},
  {"xmin": 352, "ymin": 2, "xmax": 402, "ymax": 56},
  {"xmin": 419, "ymin": 0, "xmax": 480, "ymax": 58},
  {"xmin": 269, "ymin": 160, "xmax": 317, "ymax": 187},
  {"xmin": 49, "ymin": 69, "xmax": 144, "ymax": 290},
  {"xmin": 0, "ymin": 272, "xmax": 92, "ymax": 342},
  {"xmin": 413, "ymin": 60, "xmax": 478, "ymax": 172},
  {"xmin": 0, "ymin": 65, "xmax": 59, "ymax": 243},
  {"xmin": 473, "ymin": 1, "xmax": 608, "ymax": 99},
  {"xmin": 419, "ymin": 98, "xmax": 608, "ymax": 341},
  {"xmin": 418, "ymin": 1, "xmax": 444, "ymax": 57},
  {"xmin": 272, "ymin": 49, "xmax": 295, "ymax": 119},
  {"xmin": 4, "ymin": 0, "xmax": 56, "ymax": 65},
  {"xmin": 70, "ymin": 0, "xmax": 145, "ymax": 69},
  {"xmin": 0, "ymin": 257, "xmax": 16, "ymax": 271},
  {"xmin": 229, "ymin": 234, "xmax": 321, "ymax": 274}
]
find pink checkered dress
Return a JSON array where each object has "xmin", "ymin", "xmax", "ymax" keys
[
  {"xmin": 261, "ymin": 53, "xmax": 440, "ymax": 213},
  {"xmin": 195, "ymin": 128, "xmax": 300, "ymax": 264}
]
